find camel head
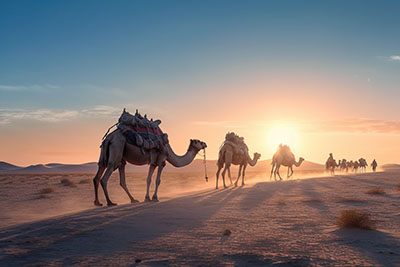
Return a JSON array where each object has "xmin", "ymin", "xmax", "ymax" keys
[
  {"xmin": 254, "ymin": 152, "xmax": 261, "ymax": 160},
  {"xmin": 189, "ymin": 139, "xmax": 207, "ymax": 152}
]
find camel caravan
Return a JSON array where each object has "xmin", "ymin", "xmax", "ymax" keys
[
  {"xmin": 93, "ymin": 109, "xmax": 376, "ymax": 205},
  {"xmin": 325, "ymin": 153, "xmax": 377, "ymax": 175}
]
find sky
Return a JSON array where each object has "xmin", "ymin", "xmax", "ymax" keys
[{"xmin": 0, "ymin": 0, "xmax": 400, "ymax": 166}]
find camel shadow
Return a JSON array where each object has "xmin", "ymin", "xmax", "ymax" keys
[
  {"xmin": 0, "ymin": 187, "xmax": 242, "ymax": 266},
  {"xmin": 333, "ymin": 228, "xmax": 400, "ymax": 266}
]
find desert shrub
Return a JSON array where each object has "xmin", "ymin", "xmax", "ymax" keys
[
  {"xmin": 79, "ymin": 179, "xmax": 91, "ymax": 184},
  {"xmin": 302, "ymin": 198, "xmax": 323, "ymax": 203},
  {"xmin": 276, "ymin": 199, "xmax": 286, "ymax": 205},
  {"xmin": 60, "ymin": 178, "xmax": 77, "ymax": 188},
  {"xmin": 336, "ymin": 198, "xmax": 366, "ymax": 203},
  {"xmin": 365, "ymin": 188, "xmax": 385, "ymax": 195},
  {"xmin": 337, "ymin": 209, "xmax": 375, "ymax": 230},
  {"xmin": 40, "ymin": 188, "xmax": 54, "ymax": 194}
]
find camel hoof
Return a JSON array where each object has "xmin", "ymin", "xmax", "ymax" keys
[
  {"xmin": 130, "ymin": 198, "xmax": 139, "ymax": 203},
  {"xmin": 107, "ymin": 202, "xmax": 117, "ymax": 207},
  {"xmin": 216, "ymin": 186, "xmax": 218, "ymax": 190},
  {"xmin": 152, "ymin": 197, "xmax": 159, "ymax": 202},
  {"xmin": 94, "ymin": 200, "xmax": 103, "ymax": 206},
  {"xmin": 241, "ymin": 183, "xmax": 245, "ymax": 186},
  {"xmin": 223, "ymin": 185, "xmax": 228, "ymax": 189},
  {"xmin": 144, "ymin": 196, "xmax": 152, "ymax": 202}
]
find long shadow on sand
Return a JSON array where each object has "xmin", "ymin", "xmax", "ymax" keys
[
  {"xmin": 333, "ymin": 228, "xmax": 400, "ymax": 266},
  {"xmin": 0, "ymin": 187, "xmax": 243, "ymax": 265}
]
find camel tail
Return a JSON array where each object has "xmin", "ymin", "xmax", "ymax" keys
[
  {"xmin": 98, "ymin": 137, "xmax": 111, "ymax": 167},
  {"xmin": 217, "ymin": 149, "xmax": 224, "ymax": 167}
]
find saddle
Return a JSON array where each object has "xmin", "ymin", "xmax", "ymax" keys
[{"xmin": 117, "ymin": 109, "xmax": 169, "ymax": 152}]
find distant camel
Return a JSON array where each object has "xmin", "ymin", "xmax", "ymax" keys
[
  {"xmin": 325, "ymin": 155, "xmax": 338, "ymax": 175},
  {"xmin": 353, "ymin": 161, "xmax": 360, "ymax": 173},
  {"xmin": 339, "ymin": 159, "xmax": 348, "ymax": 172},
  {"xmin": 93, "ymin": 129, "xmax": 206, "ymax": 206},
  {"xmin": 216, "ymin": 142, "xmax": 261, "ymax": 188},
  {"xmin": 359, "ymin": 158, "xmax": 368, "ymax": 173},
  {"xmin": 270, "ymin": 145, "xmax": 304, "ymax": 181}
]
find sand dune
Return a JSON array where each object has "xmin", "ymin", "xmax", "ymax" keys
[
  {"xmin": 0, "ymin": 159, "xmax": 325, "ymax": 173},
  {"xmin": 0, "ymin": 170, "xmax": 399, "ymax": 266}
]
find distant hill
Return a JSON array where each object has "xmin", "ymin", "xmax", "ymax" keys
[
  {"xmin": 381, "ymin": 164, "xmax": 400, "ymax": 171},
  {"xmin": 0, "ymin": 159, "xmax": 325, "ymax": 173},
  {"xmin": 0, "ymin": 161, "xmax": 22, "ymax": 171}
]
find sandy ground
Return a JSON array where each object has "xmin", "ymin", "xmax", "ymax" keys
[{"xmin": 0, "ymin": 170, "xmax": 399, "ymax": 266}]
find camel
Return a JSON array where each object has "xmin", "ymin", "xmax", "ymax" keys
[
  {"xmin": 216, "ymin": 142, "xmax": 261, "ymax": 188},
  {"xmin": 93, "ymin": 129, "xmax": 207, "ymax": 206},
  {"xmin": 325, "ymin": 153, "xmax": 338, "ymax": 175},
  {"xmin": 270, "ymin": 145, "xmax": 304, "ymax": 181},
  {"xmin": 358, "ymin": 158, "xmax": 368, "ymax": 173},
  {"xmin": 353, "ymin": 161, "xmax": 360, "ymax": 173},
  {"xmin": 339, "ymin": 159, "xmax": 348, "ymax": 172}
]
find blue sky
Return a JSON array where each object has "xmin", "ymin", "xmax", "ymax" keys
[
  {"xmin": 1, "ymin": 1, "xmax": 400, "ymax": 165},
  {"xmin": 1, "ymin": 0, "xmax": 399, "ymax": 109}
]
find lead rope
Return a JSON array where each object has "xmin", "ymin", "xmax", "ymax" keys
[
  {"xmin": 203, "ymin": 148, "xmax": 208, "ymax": 182},
  {"xmin": 101, "ymin": 122, "xmax": 118, "ymax": 142}
]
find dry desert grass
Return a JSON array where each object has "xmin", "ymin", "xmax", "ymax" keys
[
  {"xmin": 365, "ymin": 188, "xmax": 385, "ymax": 195},
  {"xmin": 60, "ymin": 178, "xmax": 77, "ymax": 188},
  {"xmin": 336, "ymin": 197, "xmax": 367, "ymax": 203},
  {"xmin": 79, "ymin": 178, "xmax": 91, "ymax": 184},
  {"xmin": 337, "ymin": 209, "xmax": 375, "ymax": 230},
  {"xmin": 40, "ymin": 188, "xmax": 54, "ymax": 194}
]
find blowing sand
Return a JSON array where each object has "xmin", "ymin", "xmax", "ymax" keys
[{"xmin": 0, "ymin": 170, "xmax": 399, "ymax": 266}]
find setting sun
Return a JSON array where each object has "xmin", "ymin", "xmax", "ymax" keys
[{"xmin": 266, "ymin": 123, "xmax": 300, "ymax": 152}]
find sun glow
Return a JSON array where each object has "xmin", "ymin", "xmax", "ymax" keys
[{"xmin": 266, "ymin": 123, "xmax": 300, "ymax": 153}]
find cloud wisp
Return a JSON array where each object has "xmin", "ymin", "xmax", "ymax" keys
[
  {"xmin": 0, "ymin": 84, "xmax": 60, "ymax": 92},
  {"xmin": 193, "ymin": 118, "xmax": 400, "ymax": 135},
  {"xmin": 389, "ymin": 55, "xmax": 400, "ymax": 61},
  {"xmin": 0, "ymin": 105, "xmax": 122, "ymax": 124}
]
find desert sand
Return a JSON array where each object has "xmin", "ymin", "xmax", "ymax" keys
[{"xmin": 0, "ymin": 170, "xmax": 399, "ymax": 266}]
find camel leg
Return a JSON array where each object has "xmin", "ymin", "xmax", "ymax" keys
[
  {"xmin": 270, "ymin": 164, "xmax": 275, "ymax": 181},
  {"xmin": 152, "ymin": 162, "xmax": 165, "ymax": 202},
  {"xmin": 145, "ymin": 164, "xmax": 156, "ymax": 202},
  {"xmin": 93, "ymin": 164, "xmax": 106, "ymax": 206},
  {"xmin": 287, "ymin": 166, "xmax": 294, "ymax": 179},
  {"xmin": 221, "ymin": 151, "xmax": 233, "ymax": 188},
  {"xmin": 227, "ymin": 167, "xmax": 233, "ymax": 185},
  {"xmin": 216, "ymin": 165, "xmax": 222, "ymax": 189},
  {"xmin": 276, "ymin": 165, "xmax": 283, "ymax": 180},
  {"xmin": 287, "ymin": 167, "xmax": 290, "ymax": 178},
  {"xmin": 100, "ymin": 166, "xmax": 118, "ymax": 206},
  {"xmin": 241, "ymin": 165, "xmax": 247, "ymax": 186},
  {"xmin": 234, "ymin": 165, "xmax": 242, "ymax": 186},
  {"xmin": 118, "ymin": 160, "xmax": 139, "ymax": 203},
  {"xmin": 221, "ymin": 165, "xmax": 230, "ymax": 188}
]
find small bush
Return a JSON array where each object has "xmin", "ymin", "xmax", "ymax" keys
[
  {"xmin": 337, "ymin": 209, "xmax": 375, "ymax": 230},
  {"xmin": 337, "ymin": 198, "xmax": 366, "ymax": 203},
  {"xmin": 40, "ymin": 188, "xmax": 54, "ymax": 194},
  {"xmin": 60, "ymin": 178, "xmax": 77, "ymax": 188},
  {"xmin": 276, "ymin": 199, "xmax": 286, "ymax": 205},
  {"xmin": 302, "ymin": 198, "xmax": 323, "ymax": 203},
  {"xmin": 365, "ymin": 188, "xmax": 385, "ymax": 195},
  {"xmin": 79, "ymin": 179, "xmax": 91, "ymax": 184}
]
